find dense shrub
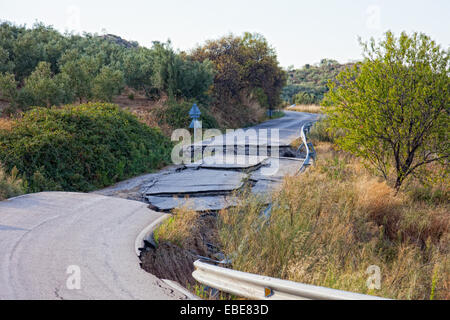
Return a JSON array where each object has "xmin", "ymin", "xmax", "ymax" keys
[
  {"xmin": 308, "ymin": 119, "xmax": 345, "ymax": 144},
  {"xmin": 154, "ymin": 100, "xmax": 219, "ymax": 130},
  {"xmin": 0, "ymin": 103, "xmax": 172, "ymax": 192},
  {"xmin": 192, "ymin": 33, "xmax": 286, "ymax": 109}
]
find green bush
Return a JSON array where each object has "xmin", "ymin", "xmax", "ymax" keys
[
  {"xmin": 0, "ymin": 103, "xmax": 173, "ymax": 192},
  {"xmin": 308, "ymin": 119, "xmax": 344, "ymax": 143},
  {"xmin": 294, "ymin": 91, "xmax": 317, "ymax": 105},
  {"xmin": 156, "ymin": 100, "xmax": 219, "ymax": 130}
]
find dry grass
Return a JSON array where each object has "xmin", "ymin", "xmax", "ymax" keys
[
  {"xmin": 0, "ymin": 118, "xmax": 14, "ymax": 131},
  {"xmin": 218, "ymin": 142, "xmax": 449, "ymax": 300},
  {"xmin": 0, "ymin": 165, "xmax": 24, "ymax": 200},
  {"xmin": 154, "ymin": 205, "xmax": 200, "ymax": 248},
  {"xmin": 287, "ymin": 104, "xmax": 324, "ymax": 114}
]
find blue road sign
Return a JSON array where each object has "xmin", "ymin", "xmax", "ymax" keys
[{"xmin": 189, "ymin": 103, "xmax": 202, "ymax": 129}]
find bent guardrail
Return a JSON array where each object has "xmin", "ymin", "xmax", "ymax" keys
[
  {"xmin": 296, "ymin": 121, "xmax": 315, "ymax": 174},
  {"xmin": 192, "ymin": 260, "xmax": 387, "ymax": 300}
]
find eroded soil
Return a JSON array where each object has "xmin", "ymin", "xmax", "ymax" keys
[{"xmin": 140, "ymin": 214, "xmax": 220, "ymax": 288}]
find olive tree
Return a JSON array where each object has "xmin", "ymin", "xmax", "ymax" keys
[
  {"xmin": 92, "ymin": 66, "xmax": 124, "ymax": 102},
  {"xmin": 325, "ymin": 31, "xmax": 449, "ymax": 191},
  {"xmin": 23, "ymin": 61, "xmax": 62, "ymax": 107}
]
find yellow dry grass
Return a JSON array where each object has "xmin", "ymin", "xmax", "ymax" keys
[
  {"xmin": 218, "ymin": 142, "xmax": 449, "ymax": 300},
  {"xmin": 287, "ymin": 104, "xmax": 324, "ymax": 114},
  {"xmin": 154, "ymin": 204, "xmax": 200, "ymax": 248},
  {"xmin": 0, "ymin": 166, "xmax": 24, "ymax": 201},
  {"xmin": 0, "ymin": 118, "xmax": 14, "ymax": 131}
]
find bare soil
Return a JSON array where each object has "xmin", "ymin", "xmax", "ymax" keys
[{"xmin": 140, "ymin": 214, "xmax": 220, "ymax": 287}]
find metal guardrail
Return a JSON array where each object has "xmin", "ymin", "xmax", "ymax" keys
[
  {"xmin": 192, "ymin": 260, "xmax": 387, "ymax": 300},
  {"xmin": 296, "ymin": 121, "xmax": 315, "ymax": 174},
  {"xmin": 192, "ymin": 122, "xmax": 389, "ymax": 300}
]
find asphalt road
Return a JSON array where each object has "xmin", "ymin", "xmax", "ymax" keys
[
  {"xmin": 252, "ymin": 110, "xmax": 318, "ymax": 145},
  {"xmin": 0, "ymin": 111, "xmax": 317, "ymax": 300},
  {"xmin": 0, "ymin": 192, "xmax": 186, "ymax": 299}
]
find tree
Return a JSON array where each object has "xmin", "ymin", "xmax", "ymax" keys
[
  {"xmin": 23, "ymin": 61, "xmax": 62, "ymax": 107},
  {"xmin": 174, "ymin": 56, "xmax": 215, "ymax": 101},
  {"xmin": 92, "ymin": 66, "xmax": 124, "ymax": 102},
  {"xmin": 150, "ymin": 41, "xmax": 215, "ymax": 101},
  {"xmin": 325, "ymin": 31, "xmax": 449, "ymax": 191},
  {"xmin": 294, "ymin": 91, "xmax": 316, "ymax": 105},
  {"xmin": 120, "ymin": 47, "xmax": 154, "ymax": 91},
  {"xmin": 192, "ymin": 33, "xmax": 286, "ymax": 109},
  {"xmin": 0, "ymin": 72, "xmax": 18, "ymax": 104},
  {"xmin": 0, "ymin": 47, "xmax": 14, "ymax": 74},
  {"xmin": 59, "ymin": 51, "xmax": 99, "ymax": 103}
]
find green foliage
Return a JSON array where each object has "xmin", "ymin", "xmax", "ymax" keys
[
  {"xmin": 0, "ymin": 21, "xmax": 217, "ymax": 110},
  {"xmin": 324, "ymin": 31, "xmax": 449, "ymax": 191},
  {"xmin": 0, "ymin": 103, "xmax": 173, "ymax": 192},
  {"xmin": 308, "ymin": 119, "xmax": 340, "ymax": 143},
  {"xmin": 120, "ymin": 47, "xmax": 154, "ymax": 92},
  {"xmin": 155, "ymin": 100, "xmax": 219, "ymax": 129},
  {"xmin": 92, "ymin": 66, "xmax": 125, "ymax": 102},
  {"xmin": 293, "ymin": 91, "xmax": 316, "ymax": 105},
  {"xmin": 0, "ymin": 21, "xmax": 286, "ymax": 132},
  {"xmin": 59, "ymin": 51, "xmax": 100, "ymax": 103},
  {"xmin": 282, "ymin": 59, "xmax": 354, "ymax": 104},
  {"xmin": 0, "ymin": 72, "xmax": 18, "ymax": 111},
  {"xmin": 0, "ymin": 47, "xmax": 14, "ymax": 74},
  {"xmin": 192, "ymin": 32, "xmax": 286, "ymax": 109},
  {"xmin": 252, "ymin": 87, "xmax": 269, "ymax": 108},
  {"xmin": 151, "ymin": 42, "xmax": 215, "ymax": 101},
  {"xmin": 0, "ymin": 165, "xmax": 24, "ymax": 200},
  {"xmin": 22, "ymin": 61, "xmax": 63, "ymax": 107}
]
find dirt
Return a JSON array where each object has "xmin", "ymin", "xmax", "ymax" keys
[{"xmin": 140, "ymin": 214, "xmax": 221, "ymax": 287}]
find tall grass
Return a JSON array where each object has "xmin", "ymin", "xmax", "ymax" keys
[
  {"xmin": 154, "ymin": 206, "xmax": 200, "ymax": 248},
  {"xmin": 287, "ymin": 104, "xmax": 323, "ymax": 114},
  {"xmin": 218, "ymin": 142, "xmax": 449, "ymax": 299},
  {"xmin": 0, "ymin": 165, "xmax": 24, "ymax": 200}
]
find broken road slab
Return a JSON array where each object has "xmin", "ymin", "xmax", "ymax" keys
[
  {"xmin": 187, "ymin": 155, "xmax": 268, "ymax": 170},
  {"xmin": 143, "ymin": 169, "xmax": 247, "ymax": 196},
  {"xmin": 146, "ymin": 195, "xmax": 239, "ymax": 212},
  {"xmin": 251, "ymin": 157, "xmax": 305, "ymax": 182}
]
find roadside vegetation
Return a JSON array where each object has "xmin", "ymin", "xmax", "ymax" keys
[
  {"xmin": 287, "ymin": 104, "xmax": 323, "ymax": 114},
  {"xmin": 220, "ymin": 32, "xmax": 449, "ymax": 300},
  {"xmin": 281, "ymin": 59, "xmax": 354, "ymax": 105},
  {"xmin": 325, "ymin": 31, "xmax": 448, "ymax": 192},
  {"xmin": 0, "ymin": 103, "xmax": 172, "ymax": 192},
  {"xmin": 0, "ymin": 22, "xmax": 285, "ymax": 129},
  {"xmin": 150, "ymin": 31, "xmax": 449, "ymax": 300},
  {"xmin": 0, "ymin": 165, "xmax": 24, "ymax": 200},
  {"xmin": 219, "ymin": 127, "xmax": 448, "ymax": 300},
  {"xmin": 0, "ymin": 21, "xmax": 287, "ymax": 198}
]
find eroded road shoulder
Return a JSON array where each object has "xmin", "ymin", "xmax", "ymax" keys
[{"xmin": 0, "ymin": 192, "xmax": 187, "ymax": 300}]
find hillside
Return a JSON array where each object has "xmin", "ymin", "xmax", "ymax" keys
[
  {"xmin": 0, "ymin": 22, "xmax": 285, "ymax": 130},
  {"xmin": 282, "ymin": 59, "xmax": 355, "ymax": 105}
]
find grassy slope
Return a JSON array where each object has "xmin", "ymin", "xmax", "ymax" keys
[
  {"xmin": 153, "ymin": 120, "xmax": 449, "ymax": 300},
  {"xmin": 218, "ymin": 123, "xmax": 449, "ymax": 300},
  {"xmin": 0, "ymin": 103, "xmax": 173, "ymax": 193}
]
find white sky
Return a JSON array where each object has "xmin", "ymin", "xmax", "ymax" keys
[{"xmin": 1, "ymin": 0, "xmax": 449, "ymax": 68}]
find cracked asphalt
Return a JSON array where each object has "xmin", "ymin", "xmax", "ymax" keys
[{"xmin": 0, "ymin": 111, "xmax": 317, "ymax": 300}]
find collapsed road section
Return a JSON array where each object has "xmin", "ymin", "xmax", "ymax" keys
[{"xmin": 141, "ymin": 155, "xmax": 306, "ymax": 212}]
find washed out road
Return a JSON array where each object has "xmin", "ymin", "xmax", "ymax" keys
[{"xmin": 0, "ymin": 111, "xmax": 317, "ymax": 300}]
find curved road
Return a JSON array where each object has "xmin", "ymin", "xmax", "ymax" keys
[{"xmin": 0, "ymin": 111, "xmax": 317, "ymax": 300}]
